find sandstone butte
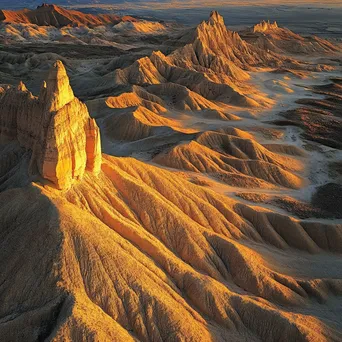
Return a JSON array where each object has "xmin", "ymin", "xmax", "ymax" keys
[{"xmin": 0, "ymin": 60, "xmax": 102, "ymax": 189}]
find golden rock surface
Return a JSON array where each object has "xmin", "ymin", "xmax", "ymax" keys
[{"xmin": 0, "ymin": 60, "xmax": 102, "ymax": 189}]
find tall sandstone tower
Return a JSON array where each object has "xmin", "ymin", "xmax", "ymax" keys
[{"xmin": 0, "ymin": 60, "xmax": 102, "ymax": 189}]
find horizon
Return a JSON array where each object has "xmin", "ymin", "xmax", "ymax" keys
[
  {"xmin": 1, "ymin": 1, "xmax": 342, "ymax": 37},
  {"xmin": 1, "ymin": 0, "xmax": 342, "ymax": 10}
]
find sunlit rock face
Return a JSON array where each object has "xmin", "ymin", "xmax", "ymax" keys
[
  {"xmin": 0, "ymin": 60, "xmax": 101, "ymax": 189},
  {"xmin": 252, "ymin": 20, "xmax": 279, "ymax": 33}
]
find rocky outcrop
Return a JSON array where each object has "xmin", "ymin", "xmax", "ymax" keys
[
  {"xmin": 168, "ymin": 11, "xmax": 254, "ymax": 79},
  {"xmin": 252, "ymin": 20, "xmax": 279, "ymax": 33},
  {"xmin": 166, "ymin": 11, "xmax": 294, "ymax": 76},
  {"xmin": 174, "ymin": 11, "xmax": 332, "ymax": 73},
  {"xmin": 243, "ymin": 20, "xmax": 341, "ymax": 55},
  {"xmin": 0, "ymin": 60, "xmax": 101, "ymax": 189}
]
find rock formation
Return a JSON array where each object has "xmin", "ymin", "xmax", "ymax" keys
[
  {"xmin": 103, "ymin": 10, "xmax": 328, "ymax": 112},
  {"xmin": 104, "ymin": 105, "xmax": 180, "ymax": 142},
  {"xmin": 172, "ymin": 11, "xmax": 257, "ymax": 74},
  {"xmin": 110, "ymin": 51, "xmax": 262, "ymax": 108},
  {"xmin": 113, "ymin": 20, "xmax": 167, "ymax": 34},
  {"xmin": 168, "ymin": 11, "xmax": 297, "ymax": 75},
  {"xmin": 169, "ymin": 11, "xmax": 332, "ymax": 73},
  {"xmin": 0, "ymin": 60, "xmax": 101, "ymax": 189},
  {"xmin": 0, "ymin": 3, "xmax": 136, "ymax": 27},
  {"xmin": 113, "ymin": 56, "xmax": 166, "ymax": 85},
  {"xmin": 243, "ymin": 20, "xmax": 341, "ymax": 55},
  {"xmin": 252, "ymin": 20, "xmax": 279, "ymax": 33}
]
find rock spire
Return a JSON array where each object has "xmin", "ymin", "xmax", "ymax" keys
[{"xmin": 0, "ymin": 60, "xmax": 102, "ymax": 189}]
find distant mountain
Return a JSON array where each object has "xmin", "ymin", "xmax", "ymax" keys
[
  {"xmin": 0, "ymin": 0, "xmax": 158, "ymax": 10},
  {"xmin": 0, "ymin": 3, "xmax": 136, "ymax": 27}
]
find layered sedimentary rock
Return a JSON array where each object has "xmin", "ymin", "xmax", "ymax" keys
[
  {"xmin": 0, "ymin": 60, "xmax": 101, "ymax": 189},
  {"xmin": 104, "ymin": 105, "xmax": 180, "ymax": 142},
  {"xmin": 0, "ymin": 5, "xmax": 342, "ymax": 341}
]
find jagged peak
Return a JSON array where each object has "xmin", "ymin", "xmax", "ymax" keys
[
  {"xmin": 17, "ymin": 81, "xmax": 28, "ymax": 92},
  {"xmin": 36, "ymin": 3, "xmax": 60, "ymax": 11},
  {"xmin": 43, "ymin": 60, "xmax": 74, "ymax": 112},
  {"xmin": 135, "ymin": 56, "xmax": 154, "ymax": 66},
  {"xmin": 252, "ymin": 20, "xmax": 279, "ymax": 33},
  {"xmin": 150, "ymin": 50, "xmax": 168, "ymax": 62},
  {"xmin": 151, "ymin": 50, "xmax": 165, "ymax": 58},
  {"xmin": 208, "ymin": 11, "xmax": 225, "ymax": 26},
  {"xmin": 194, "ymin": 11, "xmax": 241, "ymax": 42}
]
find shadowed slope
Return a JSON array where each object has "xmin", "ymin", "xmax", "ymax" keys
[{"xmin": 276, "ymin": 78, "xmax": 342, "ymax": 149}]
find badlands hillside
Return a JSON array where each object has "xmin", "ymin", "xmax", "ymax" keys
[
  {"xmin": 0, "ymin": 3, "xmax": 137, "ymax": 27},
  {"xmin": 0, "ymin": 5, "xmax": 342, "ymax": 342}
]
